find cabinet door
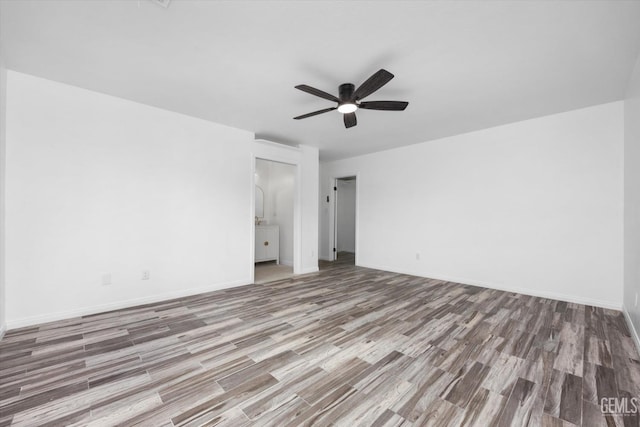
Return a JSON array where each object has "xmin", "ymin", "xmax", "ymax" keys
[{"xmin": 264, "ymin": 227, "xmax": 278, "ymax": 259}]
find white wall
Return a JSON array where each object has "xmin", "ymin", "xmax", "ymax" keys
[
  {"xmin": 5, "ymin": 71, "xmax": 256, "ymax": 328},
  {"xmin": 267, "ymin": 162, "xmax": 295, "ymax": 266},
  {"xmin": 255, "ymin": 159, "xmax": 295, "ymax": 266},
  {"xmin": 0, "ymin": 40, "xmax": 7, "ymax": 337},
  {"xmin": 300, "ymin": 145, "xmax": 319, "ymax": 273},
  {"xmin": 624, "ymin": 53, "xmax": 640, "ymax": 345},
  {"xmin": 321, "ymin": 102, "xmax": 624, "ymax": 308},
  {"xmin": 336, "ymin": 179, "xmax": 356, "ymax": 253}
]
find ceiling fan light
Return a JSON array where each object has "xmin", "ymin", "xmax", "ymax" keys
[{"xmin": 337, "ymin": 103, "xmax": 358, "ymax": 114}]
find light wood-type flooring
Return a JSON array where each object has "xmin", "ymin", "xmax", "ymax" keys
[
  {"xmin": 1, "ymin": 255, "xmax": 639, "ymax": 426},
  {"xmin": 254, "ymin": 262, "xmax": 294, "ymax": 285}
]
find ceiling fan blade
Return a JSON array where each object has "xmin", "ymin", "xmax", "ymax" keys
[
  {"xmin": 359, "ymin": 101, "xmax": 409, "ymax": 111},
  {"xmin": 353, "ymin": 69, "xmax": 394, "ymax": 100},
  {"xmin": 295, "ymin": 84, "xmax": 339, "ymax": 102},
  {"xmin": 343, "ymin": 112, "xmax": 357, "ymax": 128},
  {"xmin": 293, "ymin": 107, "xmax": 337, "ymax": 120}
]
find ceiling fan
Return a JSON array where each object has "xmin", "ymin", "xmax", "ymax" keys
[{"xmin": 293, "ymin": 69, "xmax": 409, "ymax": 129}]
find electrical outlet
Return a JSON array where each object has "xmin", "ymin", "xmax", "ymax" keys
[
  {"xmin": 142, "ymin": 270, "xmax": 150, "ymax": 280},
  {"xmin": 635, "ymin": 292, "xmax": 638, "ymax": 307},
  {"xmin": 101, "ymin": 273, "xmax": 111, "ymax": 286},
  {"xmin": 416, "ymin": 252, "xmax": 420, "ymax": 261}
]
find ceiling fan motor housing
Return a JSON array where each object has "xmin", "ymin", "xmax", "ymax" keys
[{"xmin": 339, "ymin": 83, "xmax": 356, "ymax": 104}]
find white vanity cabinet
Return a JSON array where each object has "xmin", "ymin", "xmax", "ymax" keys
[{"xmin": 255, "ymin": 225, "xmax": 279, "ymax": 263}]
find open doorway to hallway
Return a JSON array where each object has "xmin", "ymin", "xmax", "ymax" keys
[
  {"xmin": 334, "ymin": 176, "xmax": 356, "ymax": 264},
  {"xmin": 254, "ymin": 158, "xmax": 296, "ymax": 284}
]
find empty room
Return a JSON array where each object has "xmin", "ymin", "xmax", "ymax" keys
[{"xmin": 1, "ymin": 1, "xmax": 640, "ymax": 426}]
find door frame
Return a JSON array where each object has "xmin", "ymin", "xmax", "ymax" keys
[
  {"xmin": 250, "ymin": 150, "xmax": 301, "ymax": 284},
  {"xmin": 330, "ymin": 174, "xmax": 359, "ymax": 263}
]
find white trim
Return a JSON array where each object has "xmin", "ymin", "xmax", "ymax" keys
[
  {"xmin": 252, "ymin": 141, "xmax": 302, "ymax": 276},
  {"xmin": 250, "ymin": 155, "xmax": 257, "ymax": 285},
  {"xmin": 297, "ymin": 267, "xmax": 319, "ymax": 275},
  {"xmin": 6, "ymin": 278, "xmax": 251, "ymax": 330},
  {"xmin": 293, "ymin": 162, "xmax": 302, "ymax": 275},
  {"xmin": 358, "ymin": 262, "xmax": 622, "ymax": 310},
  {"xmin": 333, "ymin": 179, "xmax": 337, "ymax": 261},
  {"xmin": 623, "ymin": 306, "xmax": 640, "ymax": 358},
  {"xmin": 280, "ymin": 259, "xmax": 294, "ymax": 267}
]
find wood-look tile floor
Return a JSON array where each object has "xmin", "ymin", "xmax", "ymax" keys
[{"xmin": 1, "ymin": 256, "xmax": 640, "ymax": 426}]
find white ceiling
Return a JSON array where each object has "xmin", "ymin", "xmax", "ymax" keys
[{"xmin": 2, "ymin": 0, "xmax": 640, "ymax": 161}]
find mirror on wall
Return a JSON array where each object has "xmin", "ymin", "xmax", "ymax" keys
[{"xmin": 255, "ymin": 185, "xmax": 264, "ymax": 219}]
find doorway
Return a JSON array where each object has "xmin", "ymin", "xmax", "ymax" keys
[
  {"xmin": 254, "ymin": 158, "xmax": 296, "ymax": 283},
  {"xmin": 334, "ymin": 176, "xmax": 357, "ymax": 264}
]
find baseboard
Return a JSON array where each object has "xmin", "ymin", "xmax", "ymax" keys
[
  {"xmin": 623, "ymin": 306, "xmax": 640, "ymax": 358},
  {"xmin": 280, "ymin": 259, "xmax": 294, "ymax": 267},
  {"xmin": 5, "ymin": 278, "xmax": 251, "ymax": 330},
  {"xmin": 6, "ymin": 264, "xmax": 624, "ymax": 331},
  {"xmin": 357, "ymin": 262, "xmax": 622, "ymax": 311}
]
